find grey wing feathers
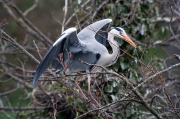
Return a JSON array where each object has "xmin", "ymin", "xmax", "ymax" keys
[
  {"xmin": 32, "ymin": 29, "xmax": 80, "ymax": 86},
  {"xmin": 32, "ymin": 41, "xmax": 63, "ymax": 86},
  {"xmin": 78, "ymin": 19, "xmax": 112, "ymax": 40},
  {"xmin": 52, "ymin": 32, "xmax": 83, "ymax": 70},
  {"xmin": 95, "ymin": 23, "xmax": 111, "ymax": 46}
]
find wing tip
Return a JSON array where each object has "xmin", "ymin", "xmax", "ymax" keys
[
  {"xmin": 64, "ymin": 27, "xmax": 77, "ymax": 34},
  {"xmin": 32, "ymin": 76, "xmax": 38, "ymax": 87},
  {"xmin": 99, "ymin": 19, "xmax": 112, "ymax": 26},
  {"xmin": 54, "ymin": 27, "xmax": 77, "ymax": 46},
  {"xmin": 99, "ymin": 18, "xmax": 112, "ymax": 22},
  {"xmin": 32, "ymin": 68, "xmax": 41, "ymax": 87},
  {"xmin": 107, "ymin": 18, "xmax": 112, "ymax": 22},
  {"xmin": 102, "ymin": 18, "xmax": 112, "ymax": 23}
]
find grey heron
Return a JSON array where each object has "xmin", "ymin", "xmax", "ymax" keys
[{"xmin": 32, "ymin": 19, "xmax": 136, "ymax": 108}]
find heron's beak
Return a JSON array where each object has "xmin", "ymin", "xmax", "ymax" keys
[{"xmin": 122, "ymin": 34, "xmax": 136, "ymax": 48}]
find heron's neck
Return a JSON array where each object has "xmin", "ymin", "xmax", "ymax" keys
[{"xmin": 107, "ymin": 33, "xmax": 120, "ymax": 66}]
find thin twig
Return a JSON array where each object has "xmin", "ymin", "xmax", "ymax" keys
[
  {"xmin": 23, "ymin": 0, "xmax": 39, "ymax": 16},
  {"xmin": 75, "ymin": 99, "xmax": 141, "ymax": 119},
  {"xmin": 0, "ymin": 107, "xmax": 50, "ymax": 111},
  {"xmin": 2, "ymin": 0, "xmax": 53, "ymax": 46},
  {"xmin": 92, "ymin": 0, "xmax": 109, "ymax": 20},
  {"xmin": 61, "ymin": 0, "xmax": 68, "ymax": 32},
  {"xmin": 33, "ymin": 40, "xmax": 42, "ymax": 60},
  {"xmin": 169, "ymin": 6, "xmax": 180, "ymax": 42},
  {"xmin": 79, "ymin": 59, "xmax": 161, "ymax": 119}
]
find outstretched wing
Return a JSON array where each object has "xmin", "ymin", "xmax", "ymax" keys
[
  {"xmin": 32, "ymin": 28, "xmax": 82, "ymax": 86},
  {"xmin": 78, "ymin": 19, "xmax": 112, "ymax": 46},
  {"xmin": 33, "ymin": 19, "xmax": 112, "ymax": 86}
]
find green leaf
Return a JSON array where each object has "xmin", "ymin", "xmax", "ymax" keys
[
  {"xmin": 105, "ymin": 84, "xmax": 113, "ymax": 93},
  {"xmin": 66, "ymin": 96, "xmax": 73, "ymax": 105}
]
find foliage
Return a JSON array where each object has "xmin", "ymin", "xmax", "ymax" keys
[{"xmin": 0, "ymin": 0, "xmax": 180, "ymax": 119}]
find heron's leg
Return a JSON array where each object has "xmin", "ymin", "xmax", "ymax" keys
[
  {"xmin": 75, "ymin": 76, "xmax": 86, "ymax": 98},
  {"xmin": 87, "ymin": 73, "xmax": 102, "ymax": 108},
  {"xmin": 87, "ymin": 74, "xmax": 114, "ymax": 119}
]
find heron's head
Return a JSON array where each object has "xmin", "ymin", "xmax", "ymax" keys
[{"xmin": 110, "ymin": 27, "xmax": 136, "ymax": 48}]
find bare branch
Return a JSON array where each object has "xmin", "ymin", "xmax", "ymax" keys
[
  {"xmin": 61, "ymin": 0, "xmax": 68, "ymax": 32},
  {"xmin": 23, "ymin": 0, "xmax": 39, "ymax": 16},
  {"xmin": 2, "ymin": 0, "xmax": 53, "ymax": 46}
]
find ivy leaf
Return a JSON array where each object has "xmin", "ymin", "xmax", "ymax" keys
[{"xmin": 105, "ymin": 84, "xmax": 113, "ymax": 93}]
